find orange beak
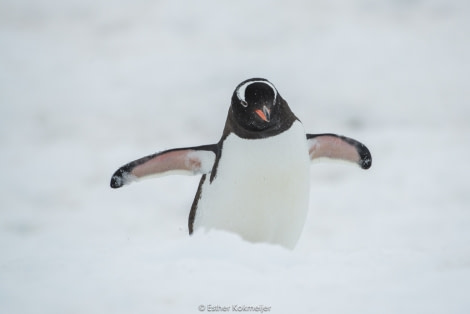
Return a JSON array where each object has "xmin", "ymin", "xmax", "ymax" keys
[{"xmin": 255, "ymin": 106, "xmax": 271, "ymax": 122}]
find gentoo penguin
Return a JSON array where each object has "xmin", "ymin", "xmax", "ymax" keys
[{"xmin": 110, "ymin": 78, "xmax": 372, "ymax": 249}]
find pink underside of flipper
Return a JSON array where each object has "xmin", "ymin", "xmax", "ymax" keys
[
  {"xmin": 132, "ymin": 150, "xmax": 199, "ymax": 178},
  {"xmin": 308, "ymin": 135, "xmax": 360, "ymax": 163}
]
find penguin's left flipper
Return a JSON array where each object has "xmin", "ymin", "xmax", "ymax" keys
[
  {"xmin": 307, "ymin": 134, "xmax": 372, "ymax": 169},
  {"xmin": 110, "ymin": 144, "xmax": 217, "ymax": 188}
]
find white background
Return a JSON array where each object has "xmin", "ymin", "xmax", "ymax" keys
[{"xmin": 1, "ymin": 0, "xmax": 469, "ymax": 313}]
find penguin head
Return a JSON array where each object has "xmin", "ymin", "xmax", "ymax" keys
[{"xmin": 231, "ymin": 78, "xmax": 283, "ymax": 132}]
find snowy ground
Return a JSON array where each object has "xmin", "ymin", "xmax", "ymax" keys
[{"xmin": 1, "ymin": 0, "xmax": 470, "ymax": 313}]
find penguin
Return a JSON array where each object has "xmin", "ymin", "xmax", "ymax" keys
[{"xmin": 110, "ymin": 78, "xmax": 372, "ymax": 249}]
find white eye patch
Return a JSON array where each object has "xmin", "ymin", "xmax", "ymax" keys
[{"xmin": 236, "ymin": 80, "xmax": 278, "ymax": 104}]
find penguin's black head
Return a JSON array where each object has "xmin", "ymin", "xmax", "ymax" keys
[{"xmin": 230, "ymin": 78, "xmax": 283, "ymax": 132}]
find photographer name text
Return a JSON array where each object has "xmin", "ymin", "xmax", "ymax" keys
[{"xmin": 198, "ymin": 304, "xmax": 271, "ymax": 313}]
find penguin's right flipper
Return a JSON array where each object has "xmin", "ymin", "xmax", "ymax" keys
[{"xmin": 110, "ymin": 144, "xmax": 217, "ymax": 188}]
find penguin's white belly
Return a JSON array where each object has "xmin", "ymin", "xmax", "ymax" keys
[{"xmin": 193, "ymin": 121, "xmax": 310, "ymax": 249}]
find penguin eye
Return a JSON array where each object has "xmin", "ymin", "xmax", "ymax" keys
[{"xmin": 240, "ymin": 100, "xmax": 248, "ymax": 107}]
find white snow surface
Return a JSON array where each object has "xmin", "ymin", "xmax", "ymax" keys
[{"xmin": 1, "ymin": 0, "xmax": 470, "ymax": 313}]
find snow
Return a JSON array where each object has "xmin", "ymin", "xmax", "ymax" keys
[{"xmin": 1, "ymin": 0, "xmax": 469, "ymax": 313}]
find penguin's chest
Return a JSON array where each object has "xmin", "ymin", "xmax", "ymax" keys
[{"xmin": 193, "ymin": 121, "xmax": 310, "ymax": 249}]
